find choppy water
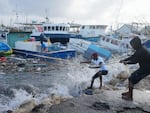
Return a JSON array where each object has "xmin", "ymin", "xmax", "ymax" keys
[{"xmin": 0, "ymin": 55, "xmax": 127, "ymax": 112}]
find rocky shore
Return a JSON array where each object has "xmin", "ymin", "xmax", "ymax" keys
[
  {"xmin": 8, "ymin": 73, "xmax": 150, "ymax": 113},
  {"xmin": 1, "ymin": 55, "xmax": 150, "ymax": 113},
  {"xmin": 9, "ymin": 89, "xmax": 150, "ymax": 113}
]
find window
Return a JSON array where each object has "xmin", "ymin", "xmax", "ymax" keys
[
  {"xmin": 63, "ymin": 27, "xmax": 65, "ymax": 31},
  {"xmin": 56, "ymin": 26, "xmax": 58, "ymax": 31},
  {"xmin": 52, "ymin": 26, "xmax": 55, "ymax": 31},
  {"xmin": 44, "ymin": 26, "xmax": 47, "ymax": 31},
  {"xmin": 48, "ymin": 26, "xmax": 51, "ymax": 31},
  {"xmin": 60, "ymin": 26, "xmax": 62, "ymax": 31}
]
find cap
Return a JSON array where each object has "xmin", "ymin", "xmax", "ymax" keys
[{"xmin": 92, "ymin": 53, "xmax": 98, "ymax": 57}]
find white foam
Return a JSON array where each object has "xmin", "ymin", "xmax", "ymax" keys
[{"xmin": 6, "ymin": 89, "xmax": 33, "ymax": 111}]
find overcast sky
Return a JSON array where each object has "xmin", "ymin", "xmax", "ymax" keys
[{"xmin": 0, "ymin": 0, "xmax": 150, "ymax": 27}]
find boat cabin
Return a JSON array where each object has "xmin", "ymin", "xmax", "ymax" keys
[
  {"xmin": 79, "ymin": 25, "xmax": 107, "ymax": 38},
  {"xmin": 42, "ymin": 23, "xmax": 70, "ymax": 44}
]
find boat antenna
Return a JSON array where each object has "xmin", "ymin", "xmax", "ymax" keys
[
  {"xmin": 115, "ymin": 0, "xmax": 124, "ymax": 30},
  {"xmin": 45, "ymin": 8, "xmax": 49, "ymax": 23}
]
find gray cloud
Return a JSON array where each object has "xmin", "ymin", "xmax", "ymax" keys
[
  {"xmin": 7, "ymin": 0, "xmax": 73, "ymax": 17},
  {"xmin": 0, "ymin": 0, "xmax": 149, "ymax": 25}
]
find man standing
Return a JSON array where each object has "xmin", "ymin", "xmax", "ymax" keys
[
  {"xmin": 120, "ymin": 36, "xmax": 150, "ymax": 101},
  {"xmin": 40, "ymin": 33, "xmax": 48, "ymax": 52}
]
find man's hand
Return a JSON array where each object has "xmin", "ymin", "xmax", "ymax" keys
[{"xmin": 119, "ymin": 60, "xmax": 128, "ymax": 65}]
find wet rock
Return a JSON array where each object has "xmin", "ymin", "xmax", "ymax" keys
[
  {"xmin": 7, "ymin": 110, "xmax": 13, "ymax": 113},
  {"xmin": 17, "ymin": 63, "xmax": 26, "ymax": 67},
  {"xmin": 12, "ymin": 100, "xmax": 36, "ymax": 113},
  {"xmin": 116, "ymin": 71, "xmax": 129, "ymax": 80},
  {"xmin": 2, "ymin": 62, "xmax": 6, "ymax": 67},
  {"xmin": 108, "ymin": 78, "xmax": 120, "ymax": 86},
  {"xmin": 91, "ymin": 101, "xmax": 110, "ymax": 110},
  {"xmin": 31, "ymin": 104, "xmax": 45, "ymax": 113},
  {"xmin": 17, "ymin": 68, "xmax": 25, "ymax": 72},
  {"xmin": 50, "ymin": 94, "xmax": 70, "ymax": 105},
  {"xmin": 30, "ymin": 90, "xmax": 150, "ymax": 113}
]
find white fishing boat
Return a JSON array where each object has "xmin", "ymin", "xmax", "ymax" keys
[
  {"xmin": 78, "ymin": 25, "xmax": 108, "ymax": 42},
  {"xmin": 68, "ymin": 38, "xmax": 91, "ymax": 53},
  {"xmin": 98, "ymin": 35, "xmax": 131, "ymax": 53},
  {"xmin": 68, "ymin": 38, "xmax": 112, "ymax": 59}
]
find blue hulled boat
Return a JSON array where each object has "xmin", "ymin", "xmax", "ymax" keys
[{"xmin": 7, "ymin": 31, "xmax": 76, "ymax": 60}]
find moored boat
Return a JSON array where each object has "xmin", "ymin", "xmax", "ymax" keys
[
  {"xmin": 7, "ymin": 31, "xmax": 76, "ymax": 60},
  {"xmin": 78, "ymin": 24, "xmax": 108, "ymax": 42},
  {"xmin": 98, "ymin": 35, "xmax": 130, "ymax": 53}
]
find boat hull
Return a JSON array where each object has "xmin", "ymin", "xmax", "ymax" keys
[
  {"xmin": 84, "ymin": 44, "xmax": 111, "ymax": 60},
  {"xmin": 13, "ymin": 48, "xmax": 76, "ymax": 60}
]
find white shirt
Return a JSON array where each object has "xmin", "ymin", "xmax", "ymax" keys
[{"xmin": 91, "ymin": 56, "xmax": 107, "ymax": 71}]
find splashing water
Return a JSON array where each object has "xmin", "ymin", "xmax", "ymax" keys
[{"xmin": 0, "ymin": 55, "xmax": 128, "ymax": 112}]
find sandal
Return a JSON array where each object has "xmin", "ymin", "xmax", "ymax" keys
[
  {"xmin": 87, "ymin": 87, "xmax": 93, "ymax": 89},
  {"xmin": 121, "ymin": 92, "xmax": 129, "ymax": 96}
]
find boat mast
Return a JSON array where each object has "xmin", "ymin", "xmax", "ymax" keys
[
  {"xmin": 45, "ymin": 8, "xmax": 49, "ymax": 23},
  {"xmin": 115, "ymin": 0, "xmax": 124, "ymax": 30}
]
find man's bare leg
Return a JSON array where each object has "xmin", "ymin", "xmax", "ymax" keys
[
  {"xmin": 99, "ymin": 75, "xmax": 102, "ymax": 89},
  {"xmin": 88, "ymin": 78, "xmax": 94, "ymax": 89},
  {"xmin": 122, "ymin": 81, "xmax": 133, "ymax": 101}
]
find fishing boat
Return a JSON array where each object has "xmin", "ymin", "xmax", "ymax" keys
[
  {"xmin": 78, "ymin": 25, "xmax": 108, "ymax": 42},
  {"xmin": 6, "ymin": 31, "xmax": 76, "ymax": 60},
  {"xmin": 68, "ymin": 38, "xmax": 91, "ymax": 53},
  {"xmin": 68, "ymin": 38, "xmax": 112, "ymax": 59},
  {"xmin": 43, "ymin": 23, "xmax": 70, "ymax": 44},
  {"xmin": 98, "ymin": 35, "xmax": 131, "ymax": 53}
]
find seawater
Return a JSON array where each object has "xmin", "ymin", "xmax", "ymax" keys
[{"xmin": 0, "ymin": 55, "xmax": 126, "ymax": 112}]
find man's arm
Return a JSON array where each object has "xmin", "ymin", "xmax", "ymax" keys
[
  {"xmin": 89, "ymin": 62, "xmax": 102, "ymax": 68},
  {"xmin": 120, "ymin": 52, "xmax": 138, "ymax": 65}
]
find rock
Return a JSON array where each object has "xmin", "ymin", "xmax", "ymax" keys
[
  {"xmin": 31, "ymin": 104, "xmax": 45, "ymax": 113},
  {"xmin": 30, "ymin": 90, "xmax": 150, "ymax": 113},
  {"xmin": 41, "ymin": 97, "xmax": 53, "ymax": 106},
  {"xmin": 18, "ymin": 68, "xmax": 25, "ymax": 72},
  {"xmin": 116, "ymin": 71, "xmax": 129, "ymax": 80},
  {"xmin": 108, "ymin": 78, "xmax": 120, "ymax": 86},
  {"xmin": 50, "ymin": 94, "xmax": 67, "ymax": 105},
  {"xmin": 17, "ymin": 63, "xmax": 26, "ymax": 67},
  {"xmin": 12, "ymin": 100, "xmax": 36, "ymax": 113},
  {"xmin": 2, "ymin": 62, "xmax": 6, "ymax": 67},
  {"xmin": 7, "ymin": 110, "xmax": 13, "ymax": 113}
]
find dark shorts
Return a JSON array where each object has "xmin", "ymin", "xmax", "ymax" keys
[
  {"xmin": 92, "ymin": 70, "xmax": 108, "ymax": 79},
  {"xmin": 129, "ymin": 69, "xmax": 150, "ymax": 85},
  {"xmin": 41, "ymin": 43, "xmax": 46, "ymax": 49}
]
